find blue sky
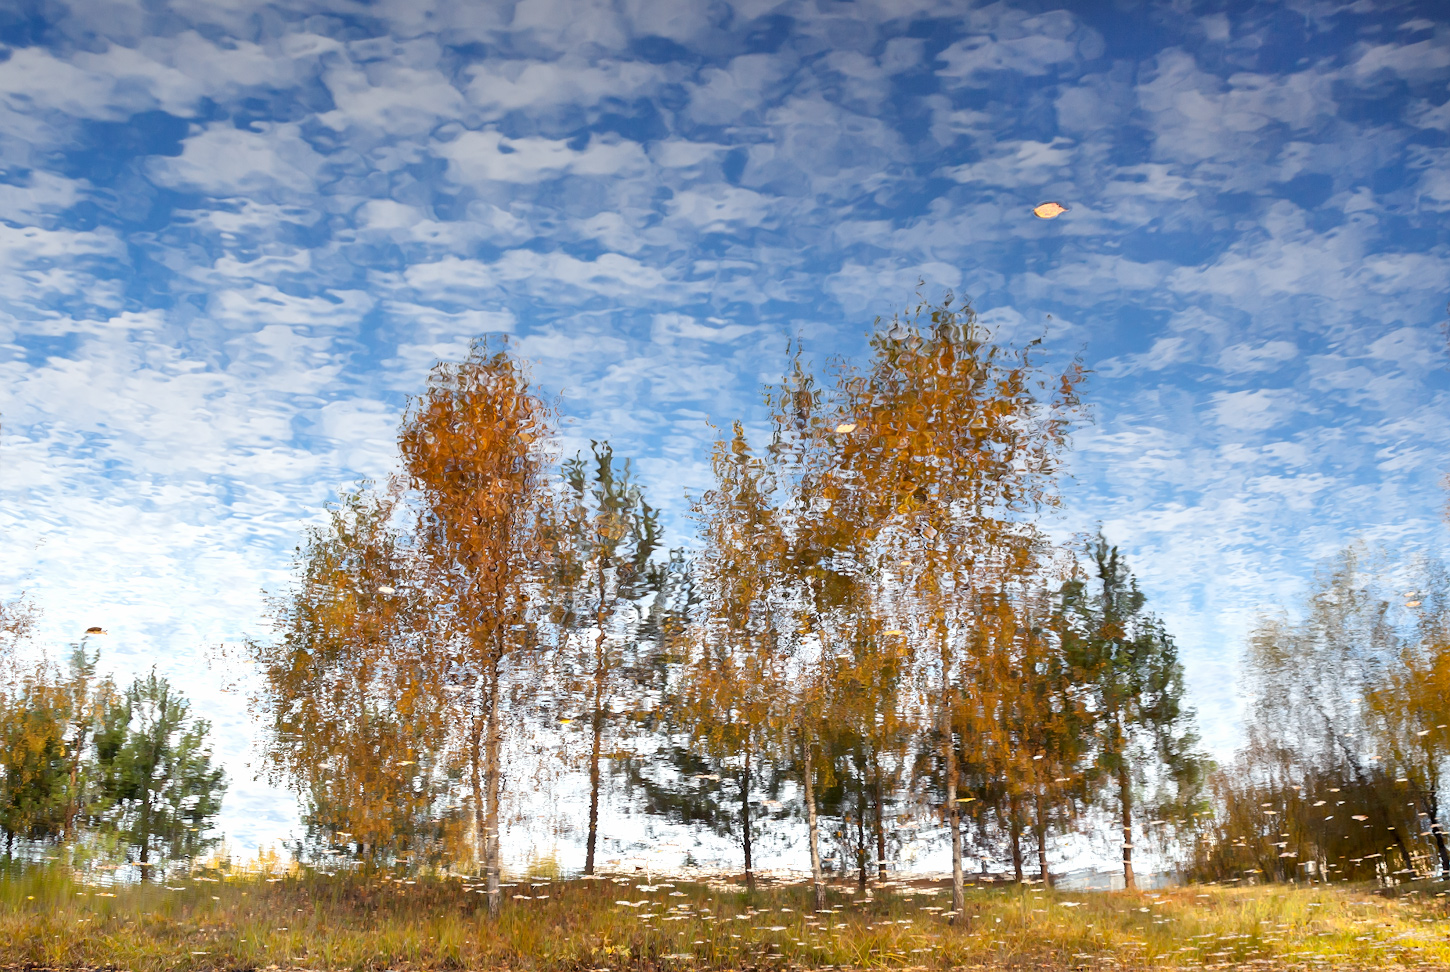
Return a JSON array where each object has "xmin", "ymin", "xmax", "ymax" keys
[{"xmin": 2, "ymin": 0, "xmax": 1449, "ymax": 858}]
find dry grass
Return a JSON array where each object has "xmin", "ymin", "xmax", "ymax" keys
[{"xmin": 2, "ymin": 864, "xmax": 1448, "ymax": 971}]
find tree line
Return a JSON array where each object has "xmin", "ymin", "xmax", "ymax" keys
[
  {"xmin": 1188, "ymin": 549, "xmax": 1450, "ymax": 885},
  {"xmin": 247, "ymin": 296, "xmax": 1208, "ymax": 917},
  {"xmin": 0, "ymin": 630, "xmax": 226, "ymax": 877}
]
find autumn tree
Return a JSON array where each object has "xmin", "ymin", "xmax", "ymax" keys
[
  {"xmin": 398, "ymin": 340, "xmax": 555, "ymax": 917},
  {"xmin": 1365, "ymin": 563, "xmax": 1450, "ymax": 879},
  {"xmin": 1238, "ymin": 550, "xmax": 1417, "ymax": 871},
  {"xmin": 545, "ymin": 441, "xmax": 663, "ymax": 875},
  {"xmin": 849, "ymin": 296, "xmax": 1084, "ymax": 914},
  {"xmin": 816, "ymin": 613, "xmax": 913, "ymax": 887},
  {"xmin": 0, "ymin": 660, "xmax": 68, "ymax": 858},
  {"xmin": 1055, "ymin": 535, "xmax": 1204, "ymax": 889},
  {"xmin": 248, "ymin": 488, "xmax": 447, "ymax": 865},
  {"xmin": 1197, "ymin": 549, "xmax": 1449, "ymax": 884},
  {"xmin": 683, "ymin": 424, "xmax": 789, "ymax": 888}
]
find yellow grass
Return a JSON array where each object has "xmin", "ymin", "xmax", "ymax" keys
[{"xmin": 2, "ymin": 864, "xmax": 1448, "ymax": 970}]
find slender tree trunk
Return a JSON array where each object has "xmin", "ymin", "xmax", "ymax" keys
[
  {"xmin": 741, "ymin": 744, "xmax": 754, "ymax": 889},
  {"xmin": 139, "ymin": 769, "xmax": 154, "ymax": 882},
  {"xmin": 874, "ymin": 760, "xmax": 887, "ymax": 882},
  {"xmin": 470, "ymin": 711, "xmax": 485, "ymax": 878},
  {"xmin": 66, "ymin": 737, "xmax": 84, "ymax": 842},
  {"xmin": 802, "ymin": 734, "xmax": 826, "ymax": 912},
  {"xmin": 585, "ymin": 565, "xmax": 609, "ymax": 876},
  {"xmin": 942, "ymin": 707, "xmax": 964, "ymax": 919},
  {"xmin": 856, "ymin": 785, "xmax": 868, "ymax": 891},
  {"xmin": 484, "ymin": 668, "xmax": 503, "ymax": 919},
  {"xmin": 1009, "ymin": 794, "xmax": 1024, "ymax": 883},
  {"xmin": 585, "ymin": 657, "xmax": 604, "ymax": 875},
  {"xmin": 1034, "ymin": 788, "xmax": 1050, "ymax": 887},
  {"xmin": 1430, "ymin": 818, "xmax": 1450, "ymax": 880},
  {"xmin": 1119, "ymin": 762, "xmax": 1137, "ymax": 891}
]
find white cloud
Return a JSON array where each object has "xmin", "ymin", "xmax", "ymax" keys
[
  {"xmin": 1217, "ymin": 340, "xmax": 1298, "ymax": 372},
  {"xmin": 438, "ymin": 129, "xmax": 650, "ymax": 184},
  {"xmin": 147, "ymin": 123, "xmax": 325, "ymax": 196},
  {"xmin": 666, "ymin": 185, "xmax": 772, "ymax": 231},
  {"xmin": 1209, "ymin": 388, "xmax": 1298, "ymax": 431},
  {"xmin": 462, "ymin": 58, "xmax": 662, "ymax": 116}
]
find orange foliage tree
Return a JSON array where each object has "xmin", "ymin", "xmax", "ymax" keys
[{"xmin": 398, "ymin": 340, "xmax": 556, "ymax": 917}]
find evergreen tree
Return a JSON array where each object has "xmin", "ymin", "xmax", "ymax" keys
[
  {"xmin": 90, "ymin": 671, "xmax": 226, "ymax": 880},
  {"xmin": 1057, "ymin": 535, "xmax": 1204, "ymax": 890}
]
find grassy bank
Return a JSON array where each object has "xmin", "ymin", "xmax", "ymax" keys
[{"xmin": 2, "ymin": 865, "xmax": 1448, "ymax": 970}]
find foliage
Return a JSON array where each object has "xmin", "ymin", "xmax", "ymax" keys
[
  {"xmin": 1191, "ymin": 549, "xmax": 1450, "ymax": 885},
  {"xmin": 248, "ymin": 487, "xmax": 450, "ymax": 866},
  {"xmin": 1054, "ymin": 535, "xmax": 1208, "ymax": 889},
  {"xmin": 0, "ymin": 641, "xmax": 221, "ymax": 877},
  {"xmin": 88, "ymin": 670, "xmax": 226, "ymax": 879},
  {"xmin": 398, "ymin": 338, "xmax": 557, "ymax": 916},
  {"xmin": 545, "ymin": 440, "xmax": 664, "ymax": 874}
]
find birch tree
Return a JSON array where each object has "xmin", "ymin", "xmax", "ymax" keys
[
  {"xmin": 398, "ymin": 341, "xmax": 555, "ymax": 917},
  {"xmin": 546, "ymin": 441, "xmax": 663, "ymax": 875},
  {"xmin": 685, "ymin": 424, "xmax": 787, "ymax": 889},
  {"xmin": 852, "ymin": 296, "xmax": 1084, "ymax": 915},
  {"xmin": 248, "ymin": 488, "xmax": 445, "ymax": 864}
]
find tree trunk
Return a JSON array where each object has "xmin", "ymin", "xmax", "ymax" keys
[
  {"xmin": 585, "ymin": 564, "xmax": 610, "ymax": 876},
  {"xmin": 1034, "ymin": 788, "xmax": 1050, "ymax": 887},
  {"xmin": 139, "ymin": 776, "xmax": 153, "ymax": 882},
  {"xmin": 470, "ymin": 711, "xmax": 485, "ymax": 879},
  {"xmin": 741, "ymin": 745, "xmax": 754, "ymax": 889},
  {"xmin": 802, "ymin": 734, "xmax": 826, "ymax": 912},
  {"xmin": 1009, "ymin": 794, "xmax": 1024, "ymax": 883},
  {"xmin": 942, "ymin": 711, "xmax": 964, "ymax": 919},
  {"xmin": 1119, "ymin": 762, "xmax": 1137, "ymax": 891},
  {"xmin": 1430, "ymin": 818, "xmax": 1450, "ymax": 880},
  {"xmin": 856, "ymin": 785, "xmax": 868, "ymax": 891},
  {"xmin": 873, "ymin": 754, "xmax": 887, "ymax": 881},
  {"xmin": 585, "ymin": 665, "xmax": 604, "ymax": 875},
  {"xmin": 484, "ymin": 669, "xmax": 503, "ymax": 919}
]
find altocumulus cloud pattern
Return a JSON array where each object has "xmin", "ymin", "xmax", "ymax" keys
[{"xmin": 1, "ymin": 0, "xmax": 1448, "ymax": 852}]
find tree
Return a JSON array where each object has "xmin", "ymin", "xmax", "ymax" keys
[
  {"xmin": 0, "ymin": 594, "xmax": 36, "ymax": 660},
  {"xmin": 90, "ymin": 671, "xmax": 225, "ymax": 880},
  {"xmin": 849, "ymin": 295, "xmax": 1084, "ymax": 914},
  {"xmin": 58, "ymin": 640, "xmax": 115, "ymax": 844},
  {"xmin": 398, "ymin": 339, "xmax": 555, "ymax": 917},
  {"xmin": 1056, "ymin": 535, "xmax": 1204, "ymax": 890},
  {"xmin": 997, "ymin": 589, "xmax": 1092, "ymax": 886},
  {"xmin": 684, "ymin": 424, "xmax": 789, "ymax": 889},
  {"xmin": 0, "ymin": 661, "xmax": 68, "ymax": 858},
  {"xmin": 1365, "ymin": 564, "xmax": 1450, "ymax": 880},
  {"xmin": 248, "ymin": 488, "xmax": 448, "ymax": 866},
  {"xmin": 1239, "ymin": 550, "xmax": 1416, "ymax": 870},
  {"xmin": 546, "ymin": 441, "xmax": 663, "ymax": 875}
]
